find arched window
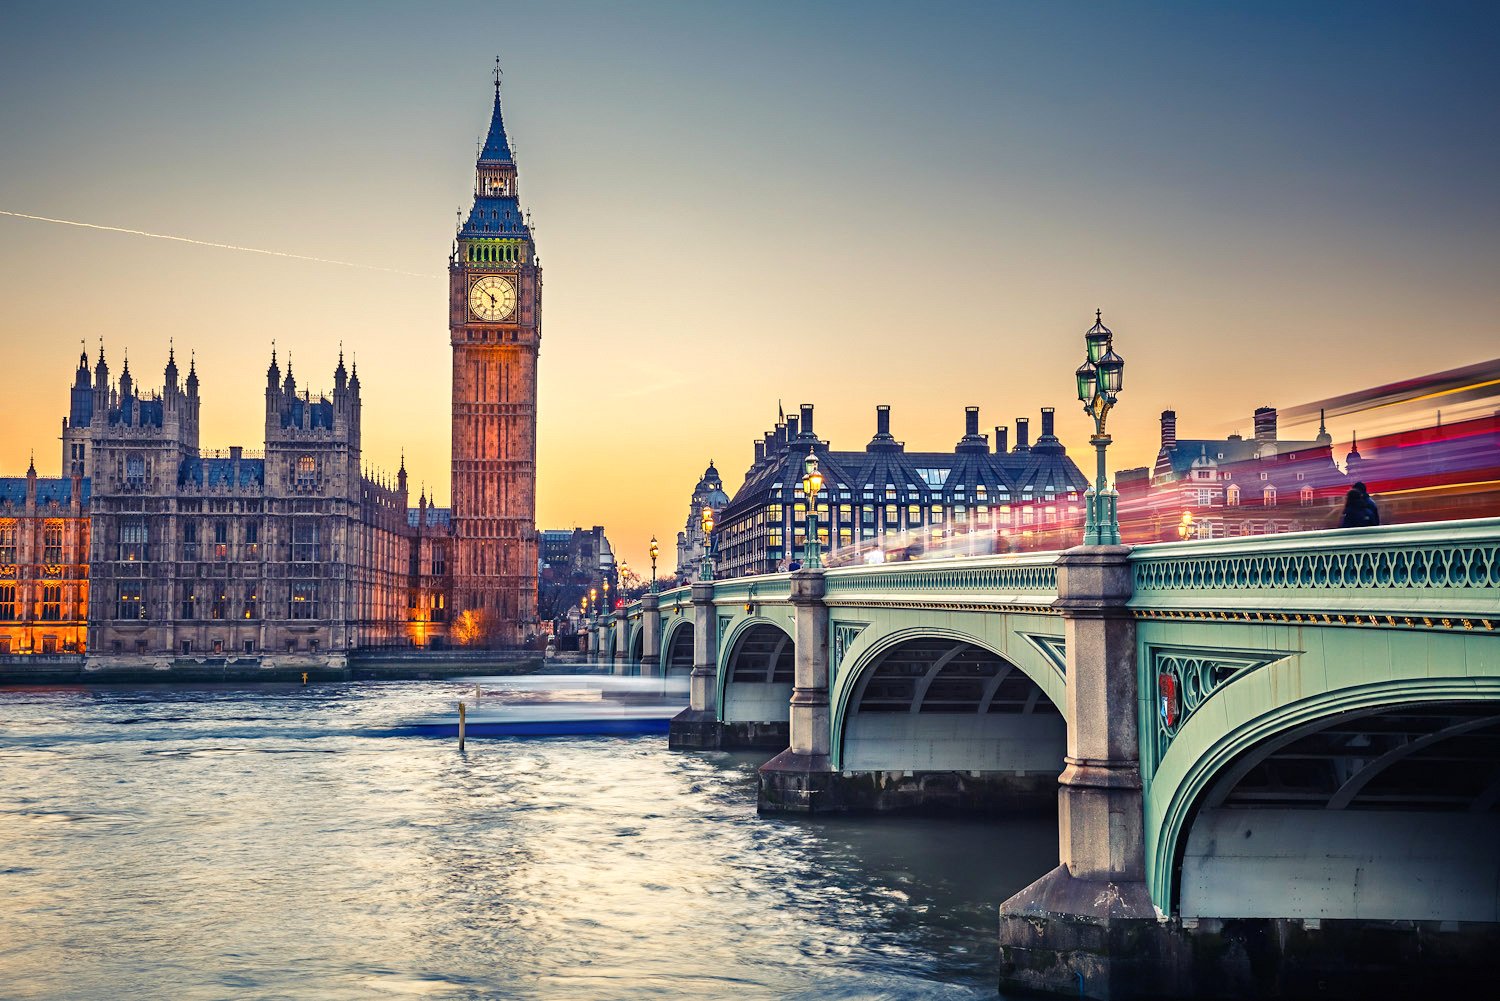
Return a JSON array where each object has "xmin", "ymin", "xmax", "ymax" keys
[{"xmin": 1226, "ymin": 485, "xmax": 1240, "ymax": 507}]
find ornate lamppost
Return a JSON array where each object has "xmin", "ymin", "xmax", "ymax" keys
[
  {"xmin": 1177, "ymin": 510, "xmax": 1196, "ymax": 541},
  {"xmin": 649, "ymin": 536, "xmax": 659, "ymax": 593},
  {"xmin": 589, "ymin": 586, "xmax": 598, "ymax": 629},
  {"xmin": 801, "ymin": 447, "xmax": 825, "ymax": 569},
  {"xmin": 1075, "ymin": 309, "xmax": 1126, "ymax": 546},
  {"xmin": 700, "ymin": 504, "xmax": 715, "ymax": 582},
  {"xmin": 602, "ymin": 576, "xmax": 611, "ymax": 613}
]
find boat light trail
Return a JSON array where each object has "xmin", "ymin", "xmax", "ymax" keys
[{"xmin": 1, "ymin": 209, "xmax": 436, "ymax": 278}]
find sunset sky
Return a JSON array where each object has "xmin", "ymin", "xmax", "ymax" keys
[{"xmin": 2, "ymin": 1, "xmax": 1497, "ymax": 571}]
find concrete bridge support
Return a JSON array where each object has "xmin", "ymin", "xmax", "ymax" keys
[
  {"xmin": 640, "ymin": 594, "xmax": 661, "ymax": 676},
  {"xmin": 757, "ymin": 570, "xmax": 832, "ymax": 808},
  {"xmin": 997, "ymin": 546, "xmax": 1160, "ymax": 998},
  {"xmin": 611, "ymin": 609, "xmax": 629, "ymax": 675},
  {"xmin": 668, "ymin": 581, "xmax": 720, "ymax": 749}
]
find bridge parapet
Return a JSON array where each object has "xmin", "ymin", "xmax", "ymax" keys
[
  {"xmin": 1129, "ymin": 517, "xmax": 1499, "ymax": 621},
  {"xmin": 708, "ymin": 573, "xmax": 793, "ymax": 608},
  {"xmin": 822, "ymin": 551, "xmax": 1060, "ymax": 608}
]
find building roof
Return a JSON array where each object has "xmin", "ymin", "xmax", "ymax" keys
[
  {"xmin": 722, "ymin": 431, "xmax": 1087, "ymax": 522},
  {"xmin": 0, "ymin": 477, "xmax": 89, "ymax": 507},
  {"xmin": 408, "ymin": 506, "xmax": 452, "ymax": 529},
  {"xmin": 480, "ymin": 90, "xmax": 512, "ymax": 163},
  {"xmin": 1157, "ymin": 437, "xmax": 1327, "ymax": 479}
]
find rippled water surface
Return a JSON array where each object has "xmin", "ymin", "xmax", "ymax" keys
[{"xmin": 0, "ymin": 680, "xmax": 1056, "ymax": 1000}]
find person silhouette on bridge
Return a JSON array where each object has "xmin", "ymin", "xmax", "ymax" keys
[{"xmin": 1339, "ymin": 481, "xmax": 1380, "ymax": 528}]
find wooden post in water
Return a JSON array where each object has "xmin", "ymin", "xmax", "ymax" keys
[{"xmin": 458, "ymin": 701, "xmax": 466, "ymax": 751}]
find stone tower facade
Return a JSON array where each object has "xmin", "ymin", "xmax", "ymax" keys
[{"xmin": 448, "ymin": 76, "xmax": 541, "ymax": 645}]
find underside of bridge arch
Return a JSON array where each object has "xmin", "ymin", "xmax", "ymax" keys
[
  {"xmin": 662, "ymin": 622, "xmax": 693, "ymax": 676},
  {"xmin": 628, "ymin": 628, "xmax": 644, "ymax": 676},
  {"xmin": 835, "ymin": 637, "xmax": 1065, "ymax": 814},
  {"xmin": 722, "ymin": 623, "xmax": 793, "ymax": 722},
  {"xmin": 1177, "ymin": 699, "xmax": 1500, "ymax": 922},
  {"xmin": 716, "ymin": 622, "xmax": 794, "ymax": 750}
]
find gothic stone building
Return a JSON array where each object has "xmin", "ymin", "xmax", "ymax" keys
[
  {"xmin": 0, "ymin": 463, "xmax": 90, "ymax": 657},
  {"xmin": 62, "ymin": 346, "xmax": 412, "ymax": 663}
]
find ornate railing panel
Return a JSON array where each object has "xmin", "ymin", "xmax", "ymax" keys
[
  {"xmin": 1130, "ymin": 518, "xmax": 1500, "ymax": 619},
  {"xmin": 822, "ymin": 552, "xmax": 1059, "ymax": 609},
  {"xmin": 710, "ymin": 574, "xmax": 793, "ymax": 606}
]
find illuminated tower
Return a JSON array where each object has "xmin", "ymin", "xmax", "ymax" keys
[{"xmin": 449, "ymin": 67, "xmax": 540, "ymax": 645}]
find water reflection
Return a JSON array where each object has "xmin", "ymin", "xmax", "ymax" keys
[{"xmin": 0, "ymin": 682, "xmax": 1056, "ymax": 1000}]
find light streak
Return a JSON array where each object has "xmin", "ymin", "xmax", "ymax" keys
[{"xmin": 0, "ymin": 209, "xmax": 436, "ymax": 278}]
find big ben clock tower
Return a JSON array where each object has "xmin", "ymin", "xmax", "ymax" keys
[{"xmin": 449, "ymin": 69, "xmax": 540, "ymax": 645}]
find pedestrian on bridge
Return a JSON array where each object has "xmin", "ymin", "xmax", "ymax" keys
[{"xmin": 1339, "ymin": 481, "xmax": 1380, "ymax": 528}]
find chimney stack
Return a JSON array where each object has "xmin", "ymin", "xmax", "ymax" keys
[
  {"xmin": 877, "ymin": 405, "xmax": 891, "ymax": 437},
  {"xmin": 754, "ymin": 440, "xmax": 765, "ymax": 464},
  {"xmin": 994, "ymin": 426, "xmax": 1008, "ymax": 454},
  {"xmin": 1161, "ymin": 409, "xmax": 1177, "ymax": 450},
  {"xmin": 786, "ymin": 416, "xmax": 799, "ymax": 440},
  {"xmin": 1040, "ymin": 407, "xmax": 1055, "ymax": 438},
  {"xmin": 965, "ymin": 406, "xmax": 980, "ymax": 437},
  {"xmin": 1015, "ymin": 417, "xmax": 1030, "ymax": 451},
  {"xmin": 1253, "ymin": 406, "xmax": 1277, "ymax": 443},
  {"xmin": 799, "ymin": 403, "xmax": 814, "ymax": 438}
]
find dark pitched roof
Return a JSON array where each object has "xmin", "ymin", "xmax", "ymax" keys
[
  {"xmin": 722, "ymin": 437, "xmax": 1088, "ymax": 520},
  {"xmin": 408, "ymin": 506, "xmax": 452, "ymax": 529},
  {"xmin": 0, "ymin": 477, "xmax": 89, "ymax": 507},
  {"xmin": 480, "ymin": 92, "xmax": 513, "ymax": 163}
]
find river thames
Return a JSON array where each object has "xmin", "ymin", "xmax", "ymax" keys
[{"xmin": 0, "ymin": 680, "xmax": 1055, "ymax": 1000}]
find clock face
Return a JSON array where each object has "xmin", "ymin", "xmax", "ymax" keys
[{"xmin": 469, "ymin": 274, "xmax": 517, "ymax": 322}]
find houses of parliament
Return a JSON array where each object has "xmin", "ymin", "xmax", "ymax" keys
[{"xmin": 0, "ymin": 78, "xmax": 540, "ymax": 663}]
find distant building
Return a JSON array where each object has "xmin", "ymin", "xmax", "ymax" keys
[
  {"xmin": 714, "ymin": 403, "xmax": 1089, "ymax": 578},
  {"xmin": 675, "ymin": 463, "xmax": 730, "ymax": 583},
  {"xmin": 1116, "ymin": 406, "xmax": 1349, "ymax": 541},
  {"xmin": 0, "ymin": 460, "xmax": 89, "ymax": 656},
  {"xmin": 72, "ymin": 346, "xmax": 411, "ymax": 661},
  {"xmin": 539, "ymin": 526, "xmax": 617, "ymax": 628}
]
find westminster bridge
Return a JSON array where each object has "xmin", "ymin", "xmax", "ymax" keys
[{"xmin": 593, "ymin": 518, "xmax": 1500, "ymax": 998}]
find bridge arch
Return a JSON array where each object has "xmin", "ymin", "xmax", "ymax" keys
[
  {"xmin": 1152, "ymin": 676, "xmax": 1500, "ymax": 922},
  {"xmin": 661, "ymin": 619, "xmax": 694, "ymax": 676},
  {"xmin": 717, "ymin": 618, "xmax": 794, "ymax": 724},
  {"xmin": 628, "ymin": 622, "xmax": 644, "ymax": 676},
  {"xmin": 830, "ymin": 628, "xmax": 1065, "ymax": 784}
]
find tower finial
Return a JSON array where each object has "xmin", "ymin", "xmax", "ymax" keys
[
  {"xmin": 1096, "ymin": 307, "xmax": 1102, "ymax": 322},
  {"xmin": 494, "ymin": 56, "xmax": 502, "ymax": 96}
]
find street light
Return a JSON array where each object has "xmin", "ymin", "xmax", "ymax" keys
[
  {"xmin": 602, "ymin": 576, "xmax": 610, "ymax": 612},
  {"xmin": 649, "ymin": 536, "xmax": 659, "ymax": 593},
  {"xmin": 1177, "ymin": 510, "xmax": 1195, "ymax": 541},
  {"xmin": 801, "ymin": 447, "xmax": 824, "ymax": 569},
  {"xmin": 1076, "ymin": 309, "xmax": 1125, "ymax": 546},
  {"xmin": 700, "ymin": 504, "xmax": 716, "ymax": 582}
]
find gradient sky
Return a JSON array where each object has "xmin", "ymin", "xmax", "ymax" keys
[{"xmin": 2, "ymin": 1, "xmax": 1497, "ymax": 572}]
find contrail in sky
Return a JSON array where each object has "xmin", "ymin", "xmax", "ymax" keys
[{"xmin": 0, "ymin": 209, "xmax": 435, "ymax": 278}]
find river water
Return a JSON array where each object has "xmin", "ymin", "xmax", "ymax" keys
[{"xmin": 0, "ymin": 680, "xmax": 1056, "ymax": 1000}]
